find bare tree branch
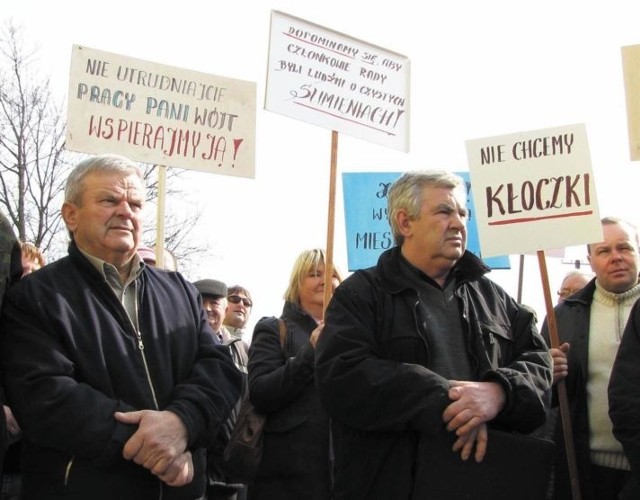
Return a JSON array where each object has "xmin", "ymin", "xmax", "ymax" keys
[
  {"xmin": 0, "ymin": 21, "xmax": 207, "ymax": 268},
  {"xmin": 0, "ymin": 21, "xmax": 68, "ymax": 251}
]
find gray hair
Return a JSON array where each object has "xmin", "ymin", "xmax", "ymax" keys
[
  {"xmin": 561, "ymin": 269, "xmax": 592, "ymax": 283},
  {"xmin": 388, "ymin": 170, "xmax": 465, "ymax": 246},
  {"xmin": 65, "ymin": 154, "xmax": 143, "ymax": 205}
]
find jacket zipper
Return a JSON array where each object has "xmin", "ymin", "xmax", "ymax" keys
[
  {"xmin": 126, "ymin": 282, "xmax": 163, "ymax": 500},
  {"xmin": 410, "ymin": 295, "xmax": 431, "ymax": 353},
  {"xmin": 64, "ymin": 456, "xmax": 75, "ymax": 486},
  {"xmin": 125, "ymin": 280, "xmax": 159, "ymax": 410},
  {"xmin": 134, "ymin": 326, "xmax": 160, "ymax": 410},
  {"xmin": 121, "ymin": 279, "xmax": 162, "ymax": 500}
]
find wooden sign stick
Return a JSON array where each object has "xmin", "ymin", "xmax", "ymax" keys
[
  {"xmin": 155, "ymin": 165, "xmax": 167, "ymax": 269},
  {"xmin": 537, "ymin": 250, "xmax": 582, "ymax": 500},
  {"xmin": 323, "ymin": 130, "xmax": 338, "ymax": 317}
]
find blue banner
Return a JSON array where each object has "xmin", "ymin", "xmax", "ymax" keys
[{"xmin": 342, "ymin": 171, "xmax": 511, "ymax": 271}]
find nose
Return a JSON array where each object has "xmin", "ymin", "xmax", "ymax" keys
[
  {"xmin": 116, "ymin": 200, "xmax": 135, "ymax": 217},
  {"xmin": 610, "ymin": 249, "xmax": 624, "ymax": 261},
  {"xmin": 451, "ymin": 212, "xmax": 465, "ymax": 229}
]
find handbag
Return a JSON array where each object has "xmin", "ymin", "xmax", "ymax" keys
[
  {"xmin": 222, "ymin": 318, "xmax": 288, "ymax": 482},
  {"xmin": 411, "ymin": 427, "xmax": 555, "ymax": 500}
]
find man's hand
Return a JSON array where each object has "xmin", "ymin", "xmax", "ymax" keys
[
  {"xmin": 115, "ymin": 409, "xmax": 190, "ymax": 483},
  {"xmin": 3, "ymin": 405, "xmax": 21, "ymax": 440},
  {"xmin": 551, "ymin": 343, "xmax": 570, "ymax": 384},
  {"xmin": 451, "ymin": 422, "xmax": 488, "ymax": 463},
  {"xmin": 157, "ymin": 450, "xmax": 194, "ymax": 487},
  {"xmin": 442, "ymin": 381, "xmax": 506, "ymax": 462}
]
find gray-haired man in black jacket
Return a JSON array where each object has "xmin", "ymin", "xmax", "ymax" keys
[{"xmin": 0, "ymin": 154, "xmax": 242, "ymax": 500}]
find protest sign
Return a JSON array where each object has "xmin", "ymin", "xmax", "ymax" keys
[
  {"xmin": 265, "ymin": 10, "xmax": 410, "ymax": 152},
  {"xmin": 622, "ymin": 44, "xmax": 640, "ymax": 161},
  {"xmin": 67, "ymin": 45, "xmax": 256, "ymax": 177},
  {"xmin": 466, "ymin": 123, "xmax": 602, "ymax": 257}
]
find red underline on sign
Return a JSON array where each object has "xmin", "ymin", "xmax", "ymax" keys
[
  {"xmin": 488, "ymin": 210, "xmax": 594, "ymax": 226},
  {"xmin": 293, "ymin": 102, "xmax": 396, "ymax": 136}
]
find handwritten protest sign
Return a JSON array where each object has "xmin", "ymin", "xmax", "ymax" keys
[
  {"xmin": 265, "ymin": 10, "xmax": 410, "ymax": 152},
  {"xmin": 67, "ymin": 45, "xmax": 256, "ymax": 177},
  {"xmin": 342, "ymin": 171, "xmax": 510, "ymax": 271},
  {"xmin": 622, "ymin": 44, "xmax": 640, "ymax": 161},
  {"xmin": 466, "ymin": 123, "xmax": 602, "ymax": 258}
]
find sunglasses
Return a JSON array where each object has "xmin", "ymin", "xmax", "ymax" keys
[{"xmin": 228, "ymin": 295, "xmax": 253, "ymax": 307}]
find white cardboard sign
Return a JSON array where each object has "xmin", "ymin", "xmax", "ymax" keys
[
  {"xmin": 67, "ymin": 45, "xmax": 256, "ymax": 178},
  {"xmin": 265, "ymin": 10, "xmax": 410, "ymax": 152},
  {"xmin": 622, "ymin": 44, "xmax": 640, "ymax": 161},
  {"xmin": 466, "ymin": 123, "xmax": 602, "ymax": 257}
]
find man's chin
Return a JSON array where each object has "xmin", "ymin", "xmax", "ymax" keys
[
  {"xmin": 107, "ymin": 234, "xmax": 135, "ymax": 248},
  {"xmin": 445, "ymin": 248, "xmax": 464, "ymax": 260}
]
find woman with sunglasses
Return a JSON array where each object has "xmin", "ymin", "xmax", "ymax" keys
[{"xmin": 246, "ymin": 249, "xmax": 342, "ymax": 500}]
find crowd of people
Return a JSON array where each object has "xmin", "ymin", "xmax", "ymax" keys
[{"xmin": 0, "ymin": 154, "xmax": 639, "ymax": 500}]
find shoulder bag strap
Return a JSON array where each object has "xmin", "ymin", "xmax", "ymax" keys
[{"xmin": 277, "ymin": 318, "xmax": 288, "ymax": 355}]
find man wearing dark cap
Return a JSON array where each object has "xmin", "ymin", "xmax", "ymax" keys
[
  {"xmin": 194, "ymin": 279, "xmax": 230, "ymax": 343},
  {"xmin": 194, "ymin": 278, "xmax": 249, "ymax": 500}
]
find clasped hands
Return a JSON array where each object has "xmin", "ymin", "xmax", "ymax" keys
[
  {"xmin": 115, "ymin": 410, "xmax": 193, "ymax": 487},
  {"xmin": 441, "ymin": 380, "xmax": 506, "ymax": 463}
]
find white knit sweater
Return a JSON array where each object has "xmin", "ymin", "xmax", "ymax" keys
[{"xmin": 588, "ymin": 280, "xmax": 640, "ymax": 469}]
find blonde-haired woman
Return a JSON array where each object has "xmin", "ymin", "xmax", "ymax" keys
[{"xmin": 247, "ymin": 249, "xmax": 342, "ymax": 500}]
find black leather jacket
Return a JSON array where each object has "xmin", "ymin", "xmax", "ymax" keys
[
  {"xmin": 316, "ymin": 247, "xmax": 552, "ymax": 500},
  {"xmin": 0, "ymin": 242, "xmax": 242, "ymax": 500}
]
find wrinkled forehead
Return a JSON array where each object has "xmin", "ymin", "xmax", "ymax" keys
[
  {"xmin": 84, "ymin": 171, "xmax": 144, "ymax": 195},
  {"xmin": 424, "ymin": 183, "xmax": 467, "ymax": 207}
]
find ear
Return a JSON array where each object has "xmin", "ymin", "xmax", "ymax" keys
[
  {"xmin": 395, "ymin": 209, "xmax": 413, "ymax": 238},
  {"xmin": 587, "ymin": 253, "xmax": 595, "ymax": 271},
  {"xmin": 61, "ymin": 202, "xmax": 78, "ymax": 234}
]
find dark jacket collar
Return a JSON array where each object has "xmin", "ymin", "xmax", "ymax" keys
[
  {"xmin": 376, "ymin": 246, "xmax": 490, "ymax": 293},
  {"xmin": 561, "ymin": 277, "xmax": 596, "ymax": 307},
  {"xmin": 281, "ymin": 300, "xmax": 320, "ymax": 331}
]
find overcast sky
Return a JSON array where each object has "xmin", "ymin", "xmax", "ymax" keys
[{"xmin": 4, "ymin": 0, "xmax": 640, "ymax": 334}]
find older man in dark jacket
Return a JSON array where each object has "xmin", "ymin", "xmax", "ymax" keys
[
  {"xmin": 316, "ymin": 170, "xmax": 552, "ymax": 500},
  {"xmin": 0, "ymin": 154, "xmax": 242, "ymax": 500}
]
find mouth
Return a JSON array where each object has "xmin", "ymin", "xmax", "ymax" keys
[{"xmin": 610, "ymin": 268, "xmax": 628, "ymax": 276}]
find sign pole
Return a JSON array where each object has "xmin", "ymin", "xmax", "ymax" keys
[
  {"xmin": 155, "ymin": 165, "xmax": 167, "ymax": 269},
  {"xmin": 537, "ymin": 250, "xmax": 582, "ymax": 500},
  {"xmin": 517, "ymin": 254, "xmax": 525, "ymax": 303},
  {"xmin": 323, "ymin": 131, "xmax": 338, "ymax": 317}
]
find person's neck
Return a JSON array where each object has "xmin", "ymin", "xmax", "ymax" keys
[
  {"xmin": 76, "ymin": 243, "xmax": 135, "ymax": 284},
  {"xmin": 401, "ymin": 247, "xmax": 454, "ymax": 287},
  {"xmin": 115, "ymin": 260, "xmax": 135, "ymax": 283},
  {"xmin": 301, "ymin": 301, "xmax": 324, "ymax": 323}
]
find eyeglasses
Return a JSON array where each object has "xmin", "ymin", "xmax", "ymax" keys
[{"xmin": 228, "ymin": 295, "xmax": 253, "ymax": 307}]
